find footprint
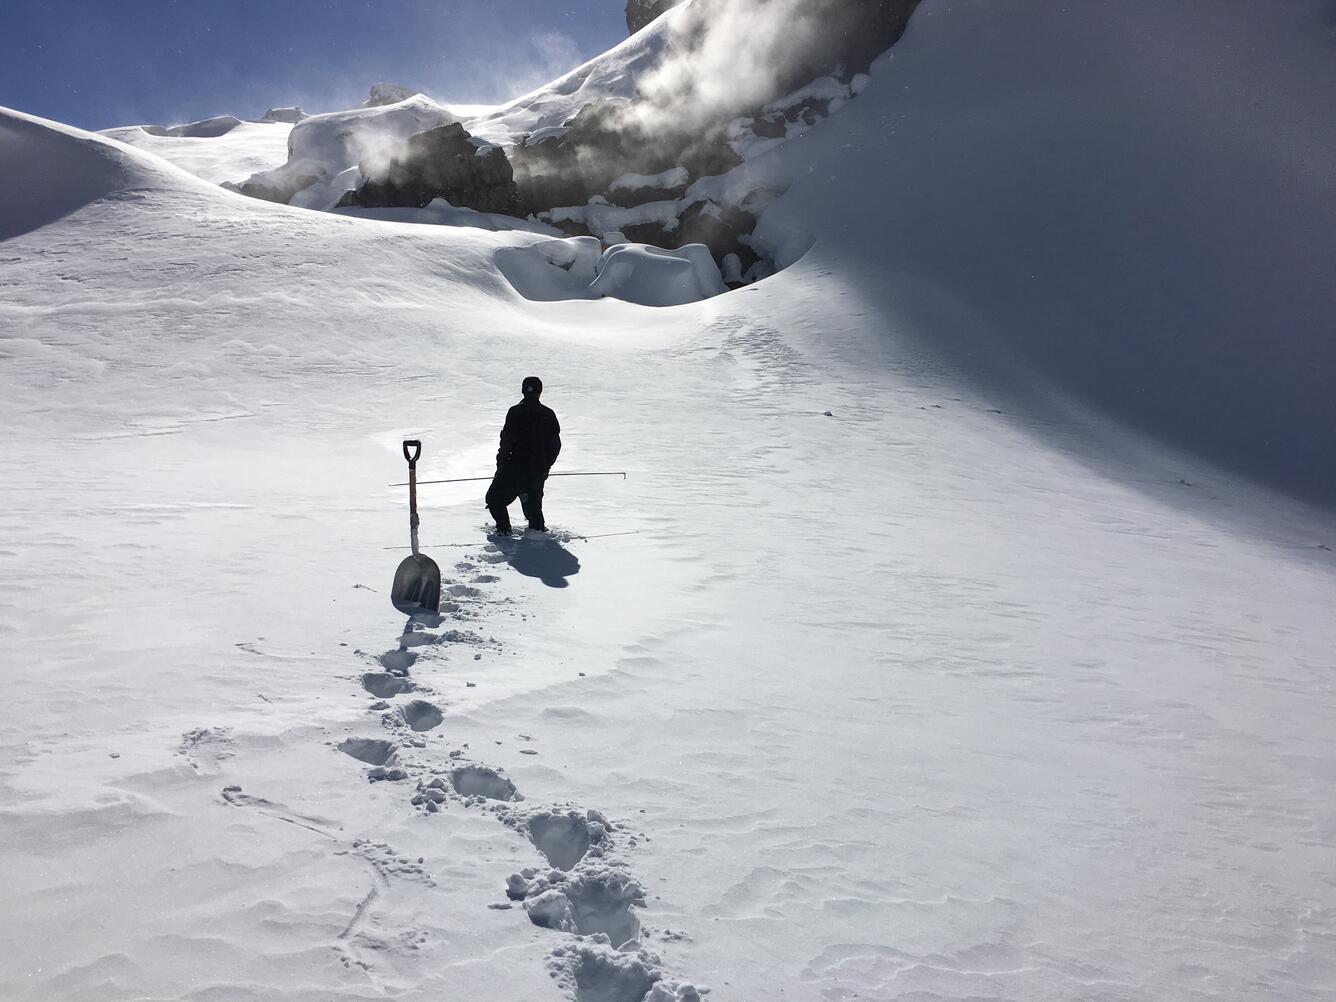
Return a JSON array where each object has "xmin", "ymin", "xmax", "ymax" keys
[
  {"xmin": 400, "ymin": 700, "xmax": 444, "ymax": 733},
  {"xmin": 338, "ymin": 738, "xmax": 398, "ymax": 766},
  {"xmin": 527, "ymin": 811, "xmax": 602, "ymax": 871},
  {"xmin": 561, "ymin": 871, "xmax": 644, "ymax": 947},
  {"xmin": 450, "ymin": 765, "xmax": 519, "ymax": 801},
  {"xmin": 519, "ymin": 869, "xmax": 644, "ymax": 948},
  {"xmin": 377, "ymin": 650, "xmax": 417, "ymax": 672},
  {"xmin": 362, "ymin": 672, "xmax": 416, "ymax": 698},
  {"xmin": 547, "ymin": 943, "xmax": 667, "ymax": 1002}
]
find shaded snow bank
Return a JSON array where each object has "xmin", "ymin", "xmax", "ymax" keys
[
  {"xmin": 757, "ymin": 0, "xmax": 1336, "ymax": 504},
  {"xmin": 0, "ymin": 106, "xmax": 216, "ymax": 240},
  {"xmin": 498, "ymin": 236, "xmax": 726, "ymax": 307}
]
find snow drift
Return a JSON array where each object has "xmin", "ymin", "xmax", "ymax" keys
[
  {"xmin": 499, "ymin": 236, "xmax": 727, "ymax": 306},
  {"xmin": 0, "ymin": 108, "xmax": 217, "ymax": 240}
]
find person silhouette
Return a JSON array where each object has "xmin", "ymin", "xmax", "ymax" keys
[{"xmin": 486, "ymin": 376, "xmax": 561, "ymax": 535}]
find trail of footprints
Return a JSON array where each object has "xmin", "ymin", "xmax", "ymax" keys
[{"xmin": 226, "ymin": 543, "xmax": 702, "ymax": 1002}]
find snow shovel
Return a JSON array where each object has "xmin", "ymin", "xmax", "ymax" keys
[{"xmin": 391, "ymin": 440, "xmax": 441, "ymax": 614}]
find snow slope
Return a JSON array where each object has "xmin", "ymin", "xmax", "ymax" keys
[
  {"xmin": 749, "ymin": 0, "xmax": 1336, "ymax": 505},
  {"xmin": 2, "ymin": 2, "xmax": 1336, "ymax": 1001},
  {"xmin": 101, "ymin": 120, "xmax": 293, "ymax": 186},
  {"xmin": 464, "ymin": 11, "xmax": 679, "ymax": 144}
]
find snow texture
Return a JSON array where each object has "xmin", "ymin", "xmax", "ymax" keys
[
  {"xmin": 2, "ymin": 1, "xmax": 1336, "ymax": 1000},
  {"xmin": 498, "ymin": 237, "xmax": 726, "ymax": 306},
  {"xmin": 609, "ymin": 166, "xmax": 690, "ymax": 193}
]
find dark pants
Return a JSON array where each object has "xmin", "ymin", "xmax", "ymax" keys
[{"xmin": 486, "ymin": 466, "xmax": 547, "ymax": 532}]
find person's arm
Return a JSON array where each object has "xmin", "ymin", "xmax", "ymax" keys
[
  {"xmin": 497, "ymin": 406, "xmax": 517, "ymax": 467},
  {"xmin": 547, "ymin": 413, "xmax": 562, "ymax": 470}
]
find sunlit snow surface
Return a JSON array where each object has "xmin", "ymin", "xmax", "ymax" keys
[
  {"xmin": 101, "ymin": 120, "xmax": 294, "ymax": 185},
  {"xmin": 2, "ymin": 1, "xmax": 1336, "ymax": 1000}
]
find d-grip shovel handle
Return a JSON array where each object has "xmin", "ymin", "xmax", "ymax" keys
[{"xmin": 403, "ymin": 441, "xmax": 422, "ymax": 550}]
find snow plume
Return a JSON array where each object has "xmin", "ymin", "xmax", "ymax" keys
[
  {"xmin": 463, "ymin": 30, "xmax": 587, "ymax": 104},
  {"xmin": 633, "ymin": 0, "xmax": 827, "ymax": 132},
  {"xmin": 287, "ymin": 96, "xmax": 458, "ymax": 181}
]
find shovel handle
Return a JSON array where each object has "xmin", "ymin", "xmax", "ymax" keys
[{"xmin": 403, "ymin": 440, "xmax": 422, "ymax": 532}]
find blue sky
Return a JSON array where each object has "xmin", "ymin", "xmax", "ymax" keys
[{"xmin": 1, "ymin": 1, "xmax": 628, "ymax": 130}]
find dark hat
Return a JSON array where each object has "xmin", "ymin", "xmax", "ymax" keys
[{"xmin": 521, "ymin": 376, "xmax": 543, "ymax": 396}]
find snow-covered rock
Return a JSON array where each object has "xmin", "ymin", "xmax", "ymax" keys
[
  {"xmin": 333, "ymin": 196, "xmax": 559, "ymax": 235},
  {"xmin": 232, "ymin": 95, "xmax": 459, "ymax": 206},
  {"xmin": 288, "ymin": 165, "xmax": 362, "ymax": 211},
  {"xmin": 607, "ymin": 165, "xmax": 690, "ymax": 206},
  {"xmin": 543, "ymin": 198, "xmax": 681, "ymax": 239},
  {"xmin": 226, "ymin": 156, "xmax": 325, "ymax": 205},
  {"xmin": 260, "ymin": 106, "xmax": 306, "ymax": 124},
  {"xmin": 524, "ymin": 125, "xmax": 570, "ymax": 146},
  {"xmin": 364, "ymin": 82, "xmax": 420, "ymax": 107},
  {"xmin": 348, "ymin": 122, "xmax": 524, "ymax": 215}
]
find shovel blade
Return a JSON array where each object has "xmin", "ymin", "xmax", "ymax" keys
[{"xmin": 391, "ymin": 553, "xmax": 441, "ymax": 613}]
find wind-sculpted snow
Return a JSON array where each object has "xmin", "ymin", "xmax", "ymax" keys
[
  {"xmin": 465, "ymin": 17, "xmax": 677, "ymax": 145},
  {"xmin": 100, "ymin": 120, "xmax": 293, "ymax": 186},
  {"xmin": 498, "ymin": 237, "xmax": 726, "ymax": 307},
  {"xmin": 0, "ymin": 106, "xmax": 214, "ymax": 240}
]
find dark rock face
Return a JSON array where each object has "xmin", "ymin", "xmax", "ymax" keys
[
  {"xmin": 512, "ymin": 99, "xmax": 741, "ymax": 214},
  {"xmin": 626, "ymin": 0, "xmax": 683, "ymax": 34},
  {"xmin": 607, "ymin": 175, "xmax": 689, "ymax": 209},
  {"xmin": 351, "ymin": 123, "xmax": 525, "ymax": 215},
  {"xmin": 751, "ymin": 113, "xmax": 788, "ymax": 139},
  {"xmin": 800, "ymin": 0, "xmax": 920, "ymax": 80},
  {"xmin": 365, "ymin": 83, "xmax": 418, "ymax": 107},
  {"xmin": 674, "ymin": 200, "xmax": 757, "ymax": 266},
  {"xmin": 228, "ymin": 167, "xmax": 323, "ymax": 205},
  {"xmin": 261, "ymin": 107, "xmax": 306, "ymax": 124}
]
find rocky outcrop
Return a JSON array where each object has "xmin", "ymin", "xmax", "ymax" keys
[
  {"xmin": 364, "ymin": 83, "xmax": 419, "ymax": 107},
  {"xmin": 607, "ymin": 167, "xmax": 690, "ymax": 208},
  {"xmin": 347, "ymin": 123, "xmax": 524, "ymax": 215},
  {"xmin": 225, "ymin": 159, "xmax": 325, "ymax": 204},
  {"xmin": 261, "ymin": 107, "xmax": 306, "ymax": 124},
  {"xmin": 626, "ymin": 0, "xmax": 683, "ymax": 34},
  {"xmin": 512, "ymin": 99, "xmax": 741, "ymax": 214},
  {"xmin": 675, "ymin": 200, "xmax": 757, "ymax": 269}
]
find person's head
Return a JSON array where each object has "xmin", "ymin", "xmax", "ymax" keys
[{"xmin": 521, "ymin": 376, "xmax": 543, "ymax": 400}]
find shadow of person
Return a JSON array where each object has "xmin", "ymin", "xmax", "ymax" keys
[{"xmin": 492, "ymin": 535, "xmax": 581, "ymax": 588}]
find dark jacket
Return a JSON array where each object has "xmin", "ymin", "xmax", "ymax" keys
[{"xmin": 497, "ymin": 397, "xmax": 561, "ymax": 475}]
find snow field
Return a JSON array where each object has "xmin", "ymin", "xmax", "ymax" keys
[{"xmin": 3, "ymin": 0, "xmax": 1336, "ymax": 999}]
